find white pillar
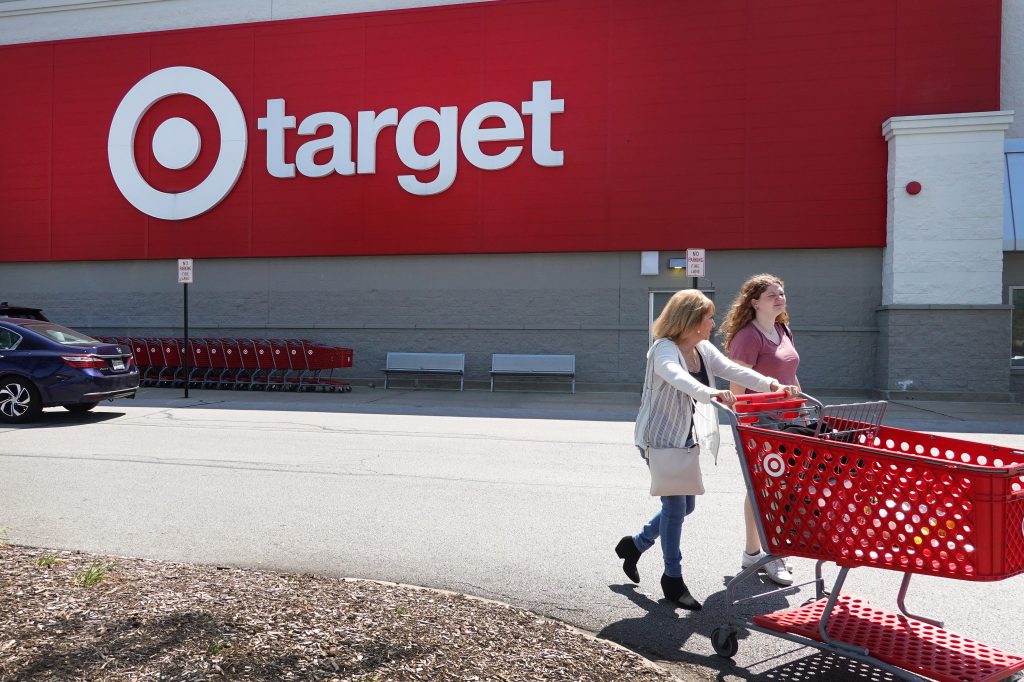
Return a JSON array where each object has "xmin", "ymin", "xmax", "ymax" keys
[
  {"xmin": 875, "ymin": 111, "xmax": 1015, "ymax": 399},
  {"xmin": 882, "ymin": 111, "xmax": 1013, "ymax": 305}
]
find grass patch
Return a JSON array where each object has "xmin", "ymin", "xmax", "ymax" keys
[
  {"xmin": 206, "ymin": 640, "xmax": 231, "ymax": 656},
  {"xmin": 0, "ymin": 527, "xmax": 9, "ymax": 546},
  {"xmin": 75, "ymin": 561, "xmax": 111, "ymax": 587},
  {"xmin": 36, "ymin": 554, "xmax": 62, "ymax": 568}
]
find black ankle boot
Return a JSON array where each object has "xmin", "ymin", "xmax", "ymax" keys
[
  {"xmin": 614, "ymin": 536, "xmax": 641, "ymax": 584},
  {"xmin": 661, "ymin": 574, "xmax": 702, "ymax": 611}
]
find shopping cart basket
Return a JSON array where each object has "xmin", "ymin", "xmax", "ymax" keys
[{"xmin": 712, "ymin": 391, "xmax": 1024, "ymax": 682}]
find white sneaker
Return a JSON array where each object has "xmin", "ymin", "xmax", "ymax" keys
[{"xmin": 742, "ymin": 550, "xmax": 794, "ymax": 586}]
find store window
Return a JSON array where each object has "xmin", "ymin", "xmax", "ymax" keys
[{"xmin": 1012, "ymin": 287, "xmax": 1024, "ymax": 367}]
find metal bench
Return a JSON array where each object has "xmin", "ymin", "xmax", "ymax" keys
[
  {"xmin": 383, "ymin": 352, "xmax": 465, "ymax": 390},
  {"xmin": 489, "ymin": 353, "xmax": 576, "ymax": 393}
]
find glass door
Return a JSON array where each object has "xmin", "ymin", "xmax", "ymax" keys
[{"xmin": 648, "ymin": 289, "xmax": 715, "ymax": 345}]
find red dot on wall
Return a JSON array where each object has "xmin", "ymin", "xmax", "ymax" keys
[{"xmin": 905, "ymin": 181, "xmax": 922, "ymax": 195}]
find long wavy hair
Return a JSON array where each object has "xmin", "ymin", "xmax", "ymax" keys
[
  {"xmin": 653, "ymin": 289, "xmax": 715, "ymax": 342},
  {"xmin": 722, "ymin": 273, "xmax": 789, "ymax": 351}
]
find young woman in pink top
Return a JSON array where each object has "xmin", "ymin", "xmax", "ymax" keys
[{"xmin": 722, "ymin": 273, "xmax": 801, "ymax": 586}]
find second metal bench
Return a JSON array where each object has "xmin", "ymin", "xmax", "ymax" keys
[{"xmin": 489, "ymin": 353, "xmax": 576, "ymax": 393}]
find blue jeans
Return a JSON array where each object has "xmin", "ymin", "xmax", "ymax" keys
[{"xmin": 632, "ymin": 495, "xmax": 696, "ymax": 578}]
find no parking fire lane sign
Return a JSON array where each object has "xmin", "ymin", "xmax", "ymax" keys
[{"xmin": 178, "ymin": 259, "xmax": 194, "ymax": 284}]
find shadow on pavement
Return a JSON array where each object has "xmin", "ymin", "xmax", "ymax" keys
[
  {"xmin": 117, "ymin": 387, "xmax": 1024, "ymax": 432},
  {"xmin": 598, "ymin": 578, "xmax": 788, "ymax": 676},
  {"xmin": 125, "ymin": 387, "xmax": 640, "ymax": 422},
  {"xmin": 885, "ymin": 417, "xmax": 1024, "ymax": 435},
  {"xmin": 740, "ymin": 651, "xmax": 901, "ymax": 681},
  {"xmin": 6, "ymin": 410, "xmax": 123, "ymax": 430},
  {"xmin": 600, "ymin": 577, "xmax": 902, "ymax": 682}
]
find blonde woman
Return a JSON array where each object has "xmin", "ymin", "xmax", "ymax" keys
[
  {"xmin": 615, "ymin": 290, "xmax": 798, "ymax": 610},
  {"xmin": 722, "ymin": 273, "xmax": 800, "ymax": 586}
]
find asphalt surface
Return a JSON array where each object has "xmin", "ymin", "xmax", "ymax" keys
[{"xmin": 2, "ymin": 386, "xmax": 1023, "ymax": 681}]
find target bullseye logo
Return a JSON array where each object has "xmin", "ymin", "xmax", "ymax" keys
[
  {"xmin": 108, "ymin": 66, "xmax": 562, "ymax": 217},
  {"xmin": 108, "ymin": 66, "xmax": 247, "ymax": 220},
  {"xmin": 763, "ymin": 452, "xmax": 786, "ymax": 478}
]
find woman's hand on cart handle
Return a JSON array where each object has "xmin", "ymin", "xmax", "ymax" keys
[
  {"xmin": 713, "ymin": 389, "xmax": 736, "ymax": 407},
  {"xmin": 770, "ymin": 381, "xmax": 800, "ymax": 398}
]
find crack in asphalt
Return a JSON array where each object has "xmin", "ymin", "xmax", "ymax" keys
[
  {"xmin": 0, "ymin": 451, "xmax": 373, "ymax": 477},
  {"xmin": 357, "ymin": 455, "xmax": 384, "ymax": 476},
  {"xmin": 0, "ymin": 451, "xmax": 639, "ymax": 491},
  {"xmin": 104, "ymin": 410, "xmax": 627, "ymax": 446}
]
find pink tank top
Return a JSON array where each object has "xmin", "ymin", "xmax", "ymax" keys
[{"xmin": 728, "ymin": 322, "xmax": 800, "ymax": 390}]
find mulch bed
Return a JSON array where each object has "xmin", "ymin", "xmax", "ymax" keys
[{"xmin": 0, "ymin": 544, "xmax": 673, "ymax": 681}]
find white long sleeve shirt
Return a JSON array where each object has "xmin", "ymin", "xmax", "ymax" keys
[{"xmin": 634, "ymin": 338, "xmax": 777, "ymax": 453}]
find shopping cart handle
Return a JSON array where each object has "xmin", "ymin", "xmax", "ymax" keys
[
  {"xmin": 733, "ymin": 390, "xmax": 787, "ymax": 403},
  {"xmin": 734, "ymin": 397, "xmax": 806, "ymax": 413}
]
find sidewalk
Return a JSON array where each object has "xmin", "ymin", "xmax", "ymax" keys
[
  {"xmin": 128, "ymin": 384, "xmax": 641, "ymax": 421},
  {"xmin": 127, "ymin": 385, "xmax": 1024, "ymax": 435}
]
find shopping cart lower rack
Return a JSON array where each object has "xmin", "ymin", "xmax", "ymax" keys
[{"xmin": 712, "ymin": 391, "xmax": 1024, "ymax": 682}]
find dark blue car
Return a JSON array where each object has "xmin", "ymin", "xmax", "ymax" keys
[{"xmin": 0, "ymin": 317, "xmax": 139, "ymax": 423}]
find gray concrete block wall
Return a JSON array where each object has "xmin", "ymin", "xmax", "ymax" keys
[
  {"xmin": 1, "ymin": 248, "xmax": 887, "ymax": 391},
  {"xmin": 875, "ymin": 306, "xmax": 1013, "ymax": 399},
  {"xmin": 788, "ymin": 330, "xmax": 877, "ymax": 391}
]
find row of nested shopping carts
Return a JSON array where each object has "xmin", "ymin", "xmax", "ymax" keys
[
  {"xmin": 95, "ymin": 336, "xmax": 353, "ymax": 392},
  {"xmin": 712, "ymin": 391, "xmax": 1024, "ymax": 682}
]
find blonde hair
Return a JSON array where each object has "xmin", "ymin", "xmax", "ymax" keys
[
  {"xmin": 722, "ymin": 273, "xmax": 789, "ymax": 351},
  {"xmin": 653, "ymin": 290, "xmax": 715, "ymax": 342}
]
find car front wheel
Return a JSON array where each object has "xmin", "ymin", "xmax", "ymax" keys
[
  {"xmin": 63, "ymin": 402, "xmax": 99, "ymax": 413},
  {"xmin": 0, "ymin": 377, "xmax": 42, "ymax": 424}
]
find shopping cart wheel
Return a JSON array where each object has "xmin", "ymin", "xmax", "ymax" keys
[{"xmin": 711, "ymin": 627, "xmax": 739, "ymax": 658}]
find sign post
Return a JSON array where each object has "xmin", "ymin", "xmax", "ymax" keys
[
  {"xmin": 686, "ymin": 248, "xmax": 706, "ymax": 289},
  {"xmin": 178, "ymin": 259, "xmax": 193, "ymax": 398}
]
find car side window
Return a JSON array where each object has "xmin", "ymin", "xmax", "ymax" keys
[{"xmin": 0, "ymin": 328, "xmax": 22, "ymax": 350}]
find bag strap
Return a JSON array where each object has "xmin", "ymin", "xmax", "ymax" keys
[{"xmin": 686, "ymin": 349, "xmax": 705, "ymax": 445}]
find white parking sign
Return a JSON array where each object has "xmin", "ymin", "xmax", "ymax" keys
[
  {"xmin": 178, "ymin": 259, "xmax": 194, "ymax": 284},
  {"xmin": 686, "ymin": 248, "xmax": 705, "ymax": 277}
]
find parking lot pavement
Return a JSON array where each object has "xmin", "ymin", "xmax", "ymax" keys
[
  {"xmin": 127, "ymin": 385, "xmax": 643, "ymax": 421},
  {"xmin": 5, "ymin": 386, "xmax": 1022, "ymax": 681},
  {"xmin": 127, "ymin": 386, "xmax": 1024, "ymax": 434}
]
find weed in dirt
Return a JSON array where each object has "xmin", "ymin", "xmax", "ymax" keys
[
  {"xmin": 75, "ymin": 561, "xmax": 111, "ymax": 586},
  {"xmin": 36, "ymin": 554, "xmax": 62, "ymax": 568}
]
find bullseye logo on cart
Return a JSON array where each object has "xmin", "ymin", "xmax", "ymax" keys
[{"xmin": 107, "ymin": 66, "xmax": 566, "ymax": 220}]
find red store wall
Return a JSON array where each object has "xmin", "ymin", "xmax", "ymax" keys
[{"xmin": 0, "ymin": 0, "xmax": 1001, "ymax": 262}]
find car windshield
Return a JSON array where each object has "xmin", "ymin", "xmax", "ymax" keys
[{"xmin": 22, "ymin": 322, "xmax": 99, "ymax": 345}]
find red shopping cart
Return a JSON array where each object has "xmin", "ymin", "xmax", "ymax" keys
[{"xmin": 712, "ymin": 392, "xmax": 1024, "ymax": 682}]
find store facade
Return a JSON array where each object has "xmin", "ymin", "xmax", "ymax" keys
[{"xmin": 1, "ymin": 0, "xmax": 1021, "ymax": 397}]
